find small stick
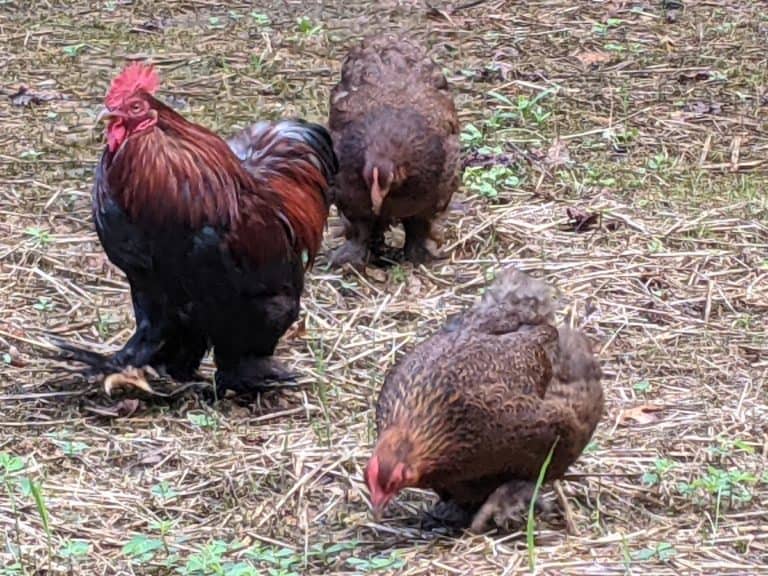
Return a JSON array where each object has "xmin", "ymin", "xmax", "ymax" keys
[{"xmin": 553, "ymin": 480, "xmax": 579, "ymax": 536}]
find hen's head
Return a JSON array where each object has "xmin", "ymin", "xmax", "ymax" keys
[
  {"xmin": 99, "ymin": 62, "xmax": 161, "ymax": 152},
  {"xmin": 364, "ymin": 427, "xmax": 422, "ymax": 518}
]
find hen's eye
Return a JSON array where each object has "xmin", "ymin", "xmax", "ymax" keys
[{"xmin": 130, "ymin": 102, "xmax": 143, "ymax": 113}]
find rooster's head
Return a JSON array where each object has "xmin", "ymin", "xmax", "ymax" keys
[{"xmin": 99, "ymin": 62, "xmax": 161, "ymax": 153}]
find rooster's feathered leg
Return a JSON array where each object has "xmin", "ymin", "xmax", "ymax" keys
[{"xmin": 213, "ymin": 356, "xmax": 296, "ymax": 397}]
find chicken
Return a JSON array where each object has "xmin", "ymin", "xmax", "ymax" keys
[
  {"xmin": 365, "ymin": 268, "xmax": 604, "ymax": 532},
  {"xmin": 328, "ymin": 35, "xmax": 460, "ymax": 266},
  {"xmin": 55, "ymin": 62, "xmax": 337, "ymax": 396}
]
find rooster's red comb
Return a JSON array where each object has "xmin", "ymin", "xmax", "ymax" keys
[{"xmin": 105, "ymin": 62, "xmax": 160, "ymax": 108}]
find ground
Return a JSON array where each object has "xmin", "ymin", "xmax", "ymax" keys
[{"xmin": 0, "ymin": 1, "xmax": 766, "ymax": 574}]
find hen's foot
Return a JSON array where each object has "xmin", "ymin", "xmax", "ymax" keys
[
  {"xmin": 421, "ymin": 500, "xmax": 473, "ymax": 531},
  {"xmin": 214, "ymin": 357, "xmax": 296, "ymax": 398},
  {"xmin": 404, "ymin": 239, "xmax": 443, "ymax": 264},
  {"xmin": 330, "ymin": 240, "xmax": 369, "ymax": 268},
  {"xmin": 470, "ymin": 480, "xmax": 551, "ymax": 533}
]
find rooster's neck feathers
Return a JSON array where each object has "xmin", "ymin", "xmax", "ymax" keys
[{"xmin": 101, "ymin": 94, "xmax": 334, "ymax": 267}]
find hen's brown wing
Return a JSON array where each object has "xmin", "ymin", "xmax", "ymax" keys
[
  {"xmin": 329, "ymin": 35, "xmax": 458, "ymax": 137},
  {"xmin": 433, "ymin": 327, "xmax": 604, "ymax": 506}
]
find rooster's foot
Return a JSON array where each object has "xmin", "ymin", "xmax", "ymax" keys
[
  {"xmin": 470, "ymin": 480, "xmax": 551, "ymax": 533},
  {"xmin": 404, "ymin": 239, "xmax": 442, "ymax": 264}
]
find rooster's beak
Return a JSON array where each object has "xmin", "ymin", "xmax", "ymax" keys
[{"xmin": 95, "ymin": 107, "xmax": 120, "ymax": 125}]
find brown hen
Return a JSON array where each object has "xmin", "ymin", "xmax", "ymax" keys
[
  {"xmin": 328, "ymin": 35, "xmax": 460, "ymax": 266},
  {"xmin": 365, "ymin": 268, "xmax": 604, "ymax": 532}
]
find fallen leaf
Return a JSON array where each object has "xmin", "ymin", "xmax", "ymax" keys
[
  {"xmin": 575, "ymin": 50, "xmax": 612, "ymax": 67},
  {"xmin": 366, "ymin": 267, "xmax": 387, "ymax": 283},
  {"xmin": 565, "ymin": 206, "xmax": 600, "ymax": 233},
  {"xmin": 462, "ymin": 149, "xmax": 519, "ymax": 170},
  {"xmin": 130, "ymin": 19, "xmax": 166, "ymax": 34},
  {"xmin": 114, "ymin": 398, "xmax": 141, "ymax": 417},
  {"xmin": 678, "ymin": 70, "xmax": 712, "ymax": 83},
  {"xmin": 9, "ymin": 85, "xmax": 62, "ymax": 107},
  {"xmin": 545, "ymin": 139, "xmax": 571, "ymax": 167},
  {"xmin": 683, "ymin": 101, "xmax": 722, "ymax": 115},
  {"xmin": 284, "ymin": 317, "xmax": 307, "ymax": 340},
  {"xmin": 620, "ymin": 404, "xmax": 665, "ymax": 426},
  {"xmin": 138, "ymin": 451, "xmax": 164, "ymax": 465}
]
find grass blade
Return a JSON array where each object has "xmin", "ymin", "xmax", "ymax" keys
[
  {"xmin": 527, "ymin": 437, "xmax": 559, "ymax": 573},
  {"xmin": 29, "ymin": 479, "xmax": 52, "ymax": 541}
]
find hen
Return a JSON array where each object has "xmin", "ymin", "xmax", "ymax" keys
[
  {"xmin": 328, "ymin": 35, "xmax": 460, "ymax": 266},
  {"xmin": 365, "ymin": 268, "xmax": 604, "ymax": 532},
  {"xmin": 56, "ymin": 63, "xmax": 337, "ymax": 396}
]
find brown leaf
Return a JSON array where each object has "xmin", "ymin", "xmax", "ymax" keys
[
  {"xmin": 678, "ymin": 70, "xmax": 712, "ymax": 83},
  {"xmin": 620, "ymin": 404, "xmax": 665, "ymax": 426},
  {"xmin": 545, "ymin": 139, "xmax": 571, "ymax": 167},
  {"xmin": 284, "ymin": 318, "xmax": 307, "ymax": 340},
  {"xmin": 9, "ymin": 85, "xmax": 62, "ymax": 107},
  {"xmin": 566, "ymin": 206, "xmax": 600, "ymax": 233},
  {"xmin": 366, "ymin": 267, "xmax": 387, "ymax": 283},
  {"xmin": 115, "ymin": 398, "xmax": 141, "ymax": 417},
  {"xmin": 138, "ymin": 451, "xmax": 164, "ymax": 465},
  {"xmin": 574, "ymin": 50, "xmax": 612, "ymax": 67},
  {"xmin": 683, "ymin": 101, "xmax": 722, "ymax": 115}
]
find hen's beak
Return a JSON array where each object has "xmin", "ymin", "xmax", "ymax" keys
[{"xmin": 369, "ymin": 488, "xmax": 394, "ymax": 522}]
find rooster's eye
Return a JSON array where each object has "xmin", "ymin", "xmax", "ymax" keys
[{"xmin": 130, "ymin": 102, "xmax": 143, "ymax": 113}]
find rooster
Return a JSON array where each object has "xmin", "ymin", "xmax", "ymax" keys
[
  {"xmin": 365, "ymin": 268, "xmax": 604, "ymax": 532},
  {"xmin": 56, "ymin": 62, "xmax": 337, "ymax": 396}
]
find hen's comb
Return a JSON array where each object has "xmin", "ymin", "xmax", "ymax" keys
[{"xmin": 105, "ymin": 62, "xmax": 160, "ymax": 108}]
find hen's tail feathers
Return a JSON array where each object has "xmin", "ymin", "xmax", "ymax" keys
[
  {"xmin": 467, "ymin": 267, "xmax": 557, "ymax": 333},
  {"xmin": 228, "ymin": 119, "xmax": 339, "ymax": 264},
  {"xmin": 553, "ymin": 327, "xmax": 603, "ymax": 384}
]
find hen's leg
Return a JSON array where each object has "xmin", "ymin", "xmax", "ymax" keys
[
  {"xmin": 150, "ymin": 323, "xmax": 208, "ymax": 382},
  {"xmin": 108, "ymin": 288, "xmax": 168, "ymax": 369},
  {"xmin": 403, "ymin": 217, "xmax": 440, "ymax": 264},
  {"xmin": 330, "ymin": 216, "xmax": 373, "ymax": 267},
  {"xmin": 214, "ymin": 355, "xmax": 296, "ymax": 397},
  {"xmin": 469, "ymin": 480, "xmax": 548, "ymax": 533},
  {"xmin": 369, "ymin": 220, "xmax": 391, "ymax": 256}
]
